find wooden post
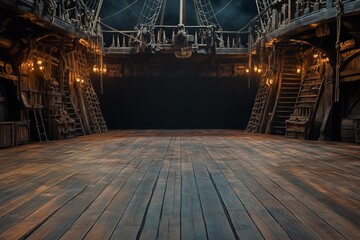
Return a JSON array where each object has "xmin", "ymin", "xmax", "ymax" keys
[
  {"xmin": 335, "ymin": 0, "xmax": 342, "ymax": 103},
  {"xmin": 248, "ymin": 28, "xmax": 252, "ymax": 88},
  {"xmin": 272, "ymin": 8, "xmax": 278, "ymax": 31},
  {"xmin": 288, "ymin": 0, "xmax": 292, "ymax": 21},
  {"xmin": 100, "ymin": 53, "xmax": 103, "ymax": 95}
]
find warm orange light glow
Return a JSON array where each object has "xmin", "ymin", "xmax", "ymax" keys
[
  {"xmin": 76, "ymin": 76, "xmax": 81, "ymax": 82},
  {"xmin": 266, "ymin": 78, "xmax": 273, "ymax": 86},
  {"xmin": 37, "ymin": 59, "xmax": 43, "ymax": 65},
  {"xmin": 245, "ymin": 68, "xmax": 250, "ymax": 73},
  {"xmin": 39, "ymin": 65, "xmax": 44, "ymax": 71},
  {"xmin": 296, "ymin": 66, "xmax": 301, "ymax": 74},
  {"xmin": 257, "ymin": 68, "xmax": 262, "ymax": 73},
  {"xmin": 254, "ymin": 66, "xmax": 258, "ymax": 72},
  {"xmin": 313, "ymin": 53, "xmax": 319, "ymax": 58}
]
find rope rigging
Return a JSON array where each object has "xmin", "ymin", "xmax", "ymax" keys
[
  {"xmin": 193, "ymin": 0, "xmax": 221, "ymax": 28},
  {"xmin": 214, "ymin": 0, "xmax": 232, "ymax": 16},
  {"xmin": 100, "ymin": 0, "xmax": 230, "ymax": 29},
  {"xmin": 137, "ymin": 0, "xmax": 165, "ymax": 26},
  {"xmin": 101, "ymin": 0, "xmax": 139, "ymax": 21}
]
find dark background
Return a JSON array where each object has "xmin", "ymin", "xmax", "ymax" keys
[
  {"xmin": 93, "ymin": 76, "xmax": 258, "ymax": 129},
  {"xmin": 97, "ymin": 0, "xmax": 258, "ymax": 130}
]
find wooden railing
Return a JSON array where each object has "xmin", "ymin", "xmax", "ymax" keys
[
  {"xmin": 250, "ymin": 0, "xmax": 360, "ymax": 42},
  {"xmin": 8, "ymin": 0, "xmax": 101, "ymax": 36},
  {"xmin": 103, "ymin": 26, "xmax": 249, "ymax": 55}
]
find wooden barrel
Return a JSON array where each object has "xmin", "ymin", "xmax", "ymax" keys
[{"xmin": 341, "ymin": 119, "xmax": 355, "ymax": 143}]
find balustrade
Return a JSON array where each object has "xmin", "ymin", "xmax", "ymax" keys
[
  {"xmin": 16, "ymin": 0, "xmax": 101, "ymax": 35},
  {"xmin": 103, "ymin": 26, "xmax": 248, "ymax": 55},
  {"xmin": 252, "ymin": 0, "xmax": 358, "ymax": 41}
]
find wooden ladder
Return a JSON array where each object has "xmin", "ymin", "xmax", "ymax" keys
[
  {"xmin": 32, "ymin": 107, "xmax": 49, "ymax": 142},
  {"xmin": 270, "ymin": 54, "xmax": 302, "ymax": 135},
  {"xmin": 77, "ymin": 50, "xmax": 108, "ymax": 134},
  {"xmin": 63, "ymin": 77, "xmax": 86, "ymax": 136},
  {"xmin": 285, "ymin": 63, "xmax": 325, "ymax": 138},
  {"xmin": 246, "ymin": 77, "xmax": 270, "ymax": 133}
]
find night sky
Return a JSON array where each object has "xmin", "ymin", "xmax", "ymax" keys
[{"xmin": 100, "ymin": 0, "xmax": 258, "ymax": 30}]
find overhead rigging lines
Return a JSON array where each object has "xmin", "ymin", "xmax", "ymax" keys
[
  {"xmin": 193, "ymin": 0, "xmax": 221, "ymax": 28},
  {"xmin": 101, "ymin": 0, "xmax": 139, "ymax": 21},
  {"xmin": 123, "ymin": 0, "xmax": 139, "ymax": 17},
  {"xmin": 100, "ymin": 21, "xmax": 137, "ymax": 39},
  {"xmin": 137, "ymin": 0, "xmax": 164, "ymax": 26},
  {"xmin": 85, "ymin": 0, "xmax": 98, "ymax": 10},
  {"xmin": 213, "ymin": 0, "xmax": 233, "ymax": 16}
]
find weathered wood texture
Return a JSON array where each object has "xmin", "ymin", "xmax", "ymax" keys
[{"xmin": 0, "ymin": 130, "xmax": 359, "ymax": 239}]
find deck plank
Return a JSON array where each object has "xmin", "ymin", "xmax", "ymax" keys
[{"xmin": 0, "ymin": 130, "xmax": 358, "ymax": 239}]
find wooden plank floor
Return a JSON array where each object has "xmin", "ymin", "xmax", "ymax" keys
[{"xmin": 0, "ymin": 130, "xmax": 359, "ymax": 240}]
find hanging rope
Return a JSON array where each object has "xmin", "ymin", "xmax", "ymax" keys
[
  {"xmin": 335, "ymin": 0, "xmax": 343, "ymax": 103},
  {"xmin": 213, "ymin": 0, "xmax": 233, "ymax": 16},
  {"xmin": 100, "ymin": 21, "xmax": 136, "ymax": 39},
  {"xmin": 123, "ymin": 0, "xmax": 139, "ymax": 17},
  {"xmin": 101, "ymin": 0, "xmax": 138, "ymax": 21}
]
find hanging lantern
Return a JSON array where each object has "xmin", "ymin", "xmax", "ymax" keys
[
  {"xmin": 93, "ymin": 65, "xmax": 99, "ymax": 73},
  {"xmin": 266, "ymin": 78, "xmax": 273, "ymax": 86},
  {"xmin": 37, "ymin": 58, "xmax": 43, "ymax": 65}
]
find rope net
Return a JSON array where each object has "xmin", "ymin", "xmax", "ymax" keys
[
  {"xmin": 255, "ymin": 0, "xmax": 272, "ymax": 30},
  {"xmin": 137, "ymin": 0, "xmax": 164, "ymax": 26},
  {"xmin": 193, "ymin": 0, "xmax": 221, "ymax": 28}
]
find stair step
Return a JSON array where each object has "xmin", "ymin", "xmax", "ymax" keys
[
  {"xmin": 278, "ymin": 101, "xmax": 297, "ymax": 104},
  {"xmin": 300, "ymin": 89, "xmax": 318, "ymax": 92},
  {"xmin": 273, "ymin": 126, "xmax": 286, "ymax": 129},
  {"xmin": 277, "ymin": 105, "xmax": 295, "ymax": 108},
  {"xmin": 303, "ymin": 82, "xmax": 320, "ymax": 86},
  {"xmin": 280, "ymin": 87, "xmax": 301, "ymax": 90},
  {"xmin": 282, "ymin": 71, "xmax": 298, "ymax": 75},
  {"xmin": 299, "ymin": 94, "xmax": 317, "ymax": 98},
  {"xmin": 282, "ymin": 72, "xmax": 301, "ymax": 76},
  {"xmin": 280, "ymin": 92, "xmax": 299, "ymax": 96},
  {"xmin": 279, "ymin": 96, "xmax": 297, "ymax": 99},
  {"xmin": 304, "ymin": 75, "xmax": 321, "ymax": 80},
  {"xmin": 298, "ymin": 100, "xmax": 316, "ymax": 103},
  {"xmin": 282, "ymin": 83, "xmax": 301, "ymax": 88}
]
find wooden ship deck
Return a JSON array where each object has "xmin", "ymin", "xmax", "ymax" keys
[
  {"xmin": 1, "ymin": 0, "xmax": 360, "ymax": 239},
  {"xmin": 0, "ymin": 130, "xmax": 359, "ymax": 239}
]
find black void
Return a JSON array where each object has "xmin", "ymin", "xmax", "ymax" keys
[{"xmin": 94, "ymin": 76, "xmax": 258, "ymax": 129}]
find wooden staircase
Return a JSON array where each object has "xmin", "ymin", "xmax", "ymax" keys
[
  {"xmin": 246, "ymin": 76, "xmax": 270, "ymax": 133},
  {"xmin": 286, "ymin": 63, "xmax": 324, "ymax": 138},
  {"xmin": 63, "ymin": 77, "xmax": 86, "ymax": 136},
  {"xmin": 77, "ymin": 50, "xmax": 108, "ymax": 134},
  {"xmin": 270, "ymin": 54, "xmax": 302, "ymax": 135}
]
